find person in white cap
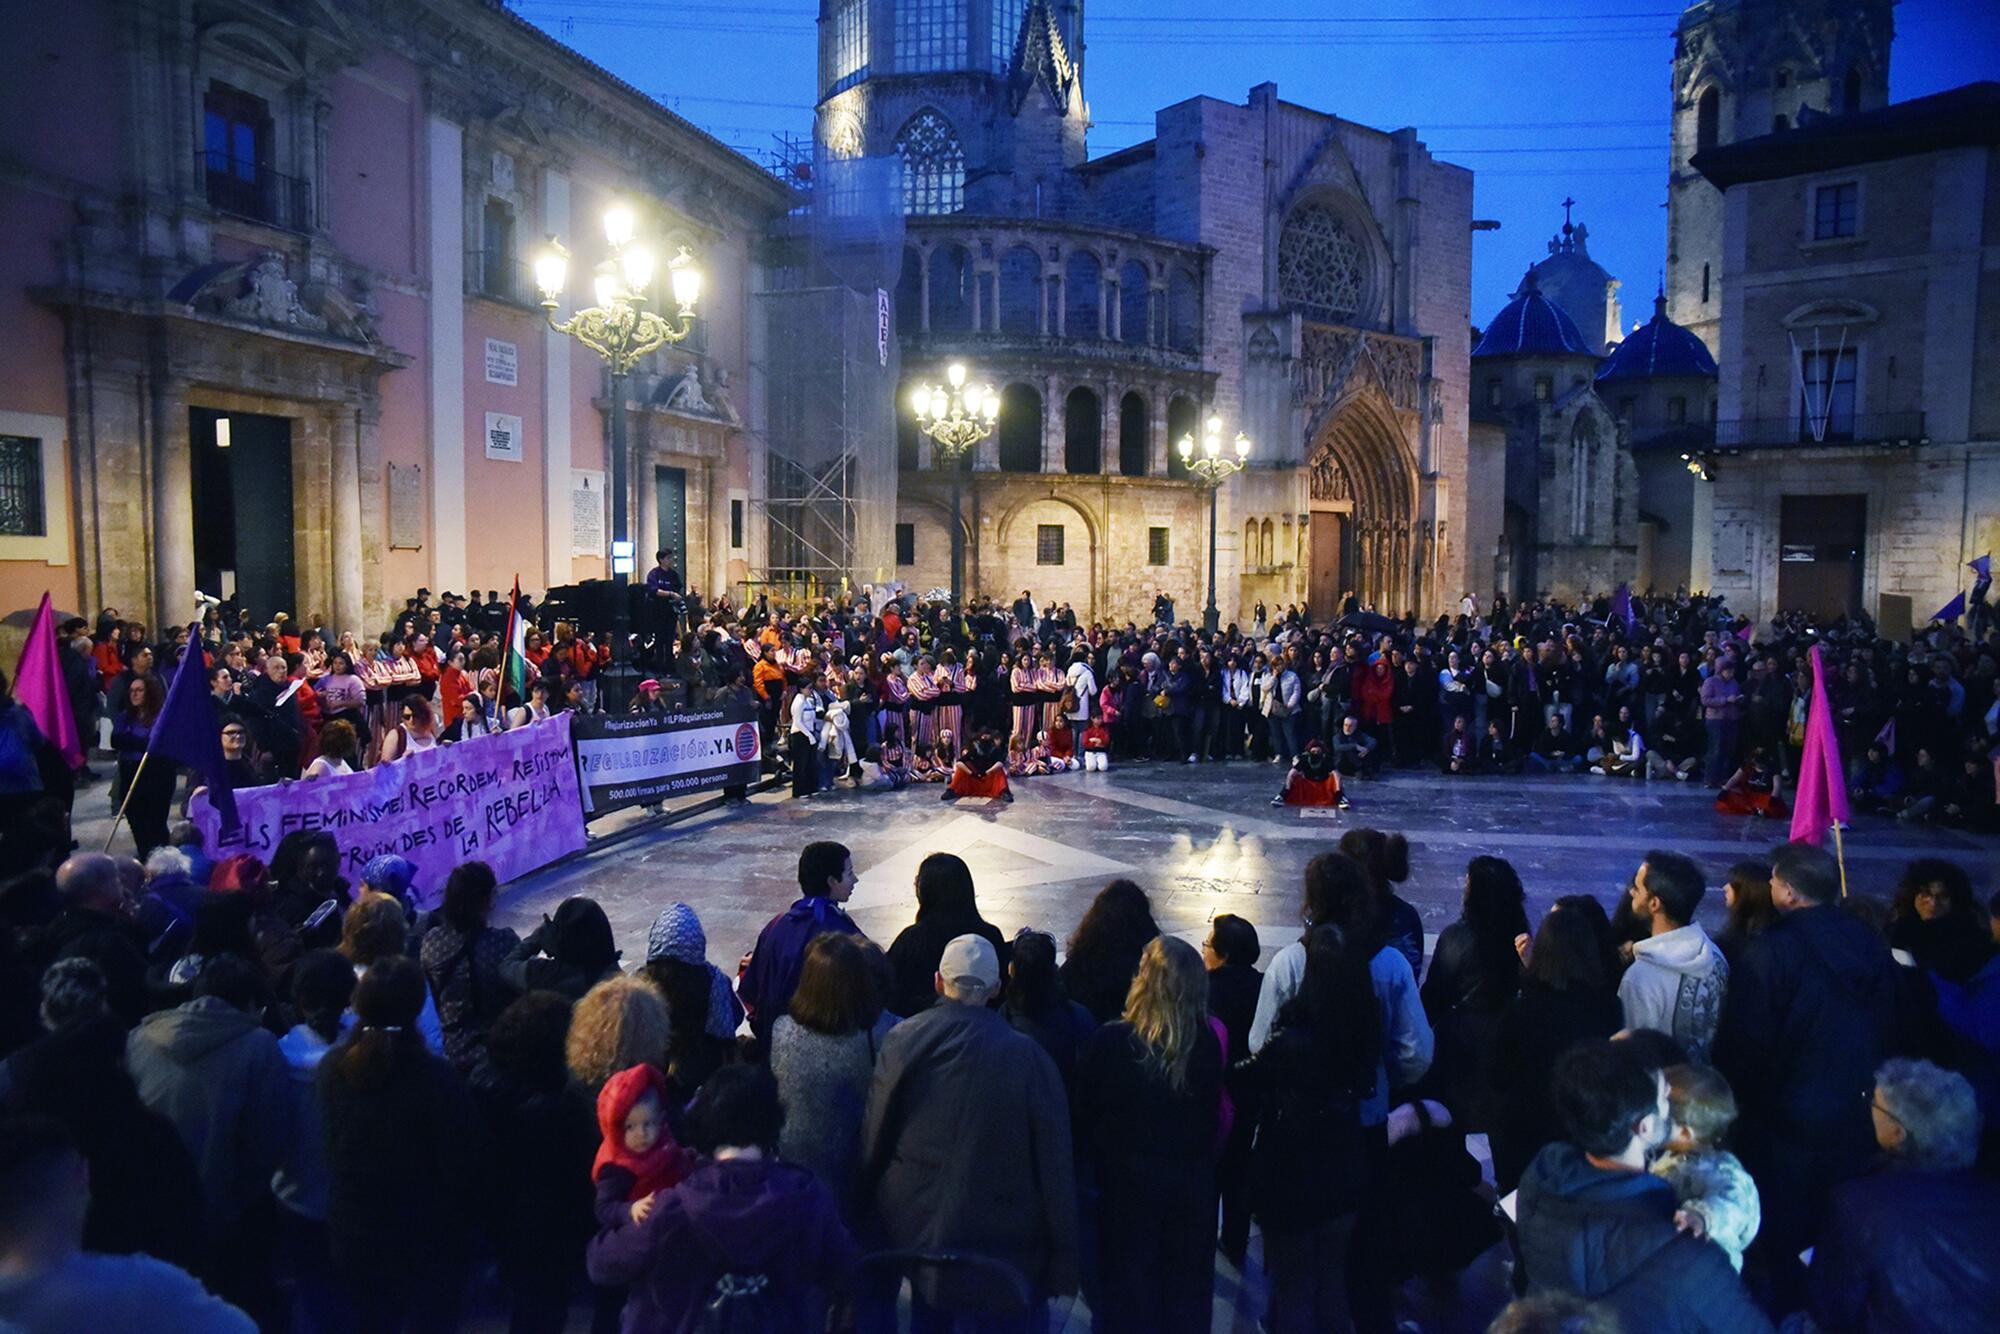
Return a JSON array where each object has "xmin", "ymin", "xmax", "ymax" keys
[{"xmin": 861, "ymin": 933, "xmax": 1078, "ymax": 1324}]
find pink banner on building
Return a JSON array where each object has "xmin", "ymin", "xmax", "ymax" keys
[{"xmin": 191, "ymin": 714, "xmax": 586, "ymax": 907}]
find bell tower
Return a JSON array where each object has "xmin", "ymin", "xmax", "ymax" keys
[{"xmin": 1664, "ymin": 0, "xmax": 1894, "ymax": 354}]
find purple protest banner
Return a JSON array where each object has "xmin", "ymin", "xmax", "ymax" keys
[{"xmin": 190, "ymin": 713, "xmax": 586, "ymax": 909}]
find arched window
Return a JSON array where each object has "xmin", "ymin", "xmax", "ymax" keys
[
  {"xmin": 1570, "ymin": 412, "xmax": 1597, "ymax": 538},
  {"xmin": 1064, "ymin": 251, "xmax": 1101, "ymax": 339},
  {"xmin": 1118, "ymin": 392, "xmax": 1149, "ymax": 476},
  {"xmin": 896, "ymin": 109, "xmax": 964, "ymax": 215},
  {"xmin": 927, "ymin": 244, "xmax": 974, "ymax": 333},
  {"xmin": 1119, "ymin": 260, "xmax": 1150, "ymax": 345},
  {"xmin": 1167, "ymin": 269, "xmax": 1200, "ymax": 353},
  {"xmin": 1260, "ymin": 519, "xmax": 1275, "ymax": 567},
  {"xmin": 998, "ymin": 247, "xmax": 1041, "ymax": 335},
  {"xmin": 998, "ymin": 383, "xmax": 1043, "ymax": 472},
  {"xmin": 894, "ymin": 246, "xmax": 923, "ymax": 333},
  {"xmin": 1166, "ymin": 394, "xmax": 1197, "ymax": 480},
  {"xmin": 1695, "ymin": 87, "xmax": 1720, "ymax": 153},
  {"xmin": 1843, "ymin": 66, "xmax": 1864, "ymax": 115},
  {"xmin": 1277, "ymin": 203, "xmax": 1366, "ymax": 321},
  {"xmin": 1064, "ymin": 387, "xmax": 1101, "ymax": 473}
]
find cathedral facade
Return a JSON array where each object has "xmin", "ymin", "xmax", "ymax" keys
[{"xmin": 811, "ymin": 0, "xmax": 1475, "ymax": 623}]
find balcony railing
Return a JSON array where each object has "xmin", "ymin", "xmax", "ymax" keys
[
  {"xmin": 466, "ymin": 250, "xmax": 537, "ymax": 306},
  {"xmin": 1712, "ymin": 411, "xmax": 1928, "ymax": 449},
  {"xmin": 901, "ymin": 326, "xmax": 1205, "ymax": 373},
  {"xmin": 202, "ymin": 153, "xmax": 312, "ymax": 233}
]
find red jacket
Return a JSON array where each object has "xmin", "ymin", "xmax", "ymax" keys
[{"xmin": 1354, "ymin": 663, "xmax": 1396, "ymax": 726}]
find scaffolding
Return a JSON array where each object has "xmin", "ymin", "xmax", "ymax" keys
[{"xmin": 749, "ymin": 145, "xmax": 903, "ymax": 606}]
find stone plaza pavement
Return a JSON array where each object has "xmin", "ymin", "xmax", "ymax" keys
[{"xmin": 495, "ymin": 761, "xmax": 1992, "ymax": 979}]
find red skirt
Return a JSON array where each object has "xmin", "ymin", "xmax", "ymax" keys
[
  {"xmin": 949, "ymin": 765, "xmax": 1011, "ymax": 799},
  {"xmin": 1715, "ymin": 788, "xmax": 1789, "ymax": 817},
  {"xmin": 1282, "ymin": 772, "xmax": 1343, "ymax": 807}
]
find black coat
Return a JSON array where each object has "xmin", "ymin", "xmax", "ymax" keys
[
  {"xmin": 1712, "ymin": 904, "xmax": 1903, "ymax": 1249},
  {"xmin": 885, "ymin": 915, "xmax": 1009, "ymax": 1018},
  {"xmin": 1228, "ymin": 1019, "xmax": 1369, "ymax": 1232},
  {"xmin": 1074, "ymin": 1021, "xmax": 1222, "ymax": 1209},
  {"xmin": 1516, "ymin": 1142, "xmax": 1772, "ymax": 1333},
  {"xmin": 1807, "ymin": 1167, "xmax": 2000, "ymax": 1334},
  {"xmin": 1489, "ymin": 980, "xmax": 1622, "ymax": 1192},
  {"xmin": 1206, "ymin": 963, "xmax": 1263, "ymax": 1066},
  {"xmin": 474, "ymin": 1075, "xmax": 597, "ymax": 1282}
]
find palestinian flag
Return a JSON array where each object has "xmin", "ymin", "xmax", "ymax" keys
[{"xmin": 500, "ymin": 576, "xmax": 529, "ymax": 705}]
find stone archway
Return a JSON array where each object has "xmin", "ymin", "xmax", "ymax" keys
[{"xmin": 1305, "ymin": 391, "xmax": 1419, "ymax": 614}]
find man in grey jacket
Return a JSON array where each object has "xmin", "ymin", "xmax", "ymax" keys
[
  {"xmin": 1619, "ymin": 851, "xmax": 1729, "ymax": 1062},
  {"xmin": 127, "ymin": 952, "xmax": 290, "ymax": 1321},
  {"xmin": 861, "ymin": 934, "xmax": 1078, "ymax": 1328}
]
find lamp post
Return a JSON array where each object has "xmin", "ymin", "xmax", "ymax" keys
[
  {"xmin": 535, "ymin": 205, "xmax": 701, "ymax": 711},
  {"xmin": 910, "ymin": 363, "xmax": 1000, "ymax": 609},
  {"xmin": 1177, "ymin": 414, "xmax": 1252, "ymax": 634}
]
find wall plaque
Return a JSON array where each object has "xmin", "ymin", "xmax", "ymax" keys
[{"xmin": 388, "ymin": 462, "xmax": 424, "ymax": 550}]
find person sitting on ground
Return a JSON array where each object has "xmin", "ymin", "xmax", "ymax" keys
[
  {"xmin": 739, "ymin": 841, "xmax": 865, "ymax": 1048},
  {"xmin": 1593, "ymin": 711, "xmax": 1646, "ymax": 778},
  {"xmin": 1081, "ymin": 715, "xmax": 1111, "ymax": 771},
  {"xmin": 1527, "ymin": 713, "xmax": 1587, "ymax": 773},
  {"xmin": 943, "ymin": 728, "xmax": 1012, "ymax": 802},
  {"xmin": 1272, "ymin": 735, "xmax": 1348, "ymax": 808},
  {"xmin": 1331, "ymin": 713, "xmax": 1381, "ymax": 778},
  {"xmin": 0, "ymin": 1115, "xmax": 254, "ymax": 1332},
  {"xmin": 1444, "ymin": 713, "xmax": 1478, "ymax": 774},
  {"xmin": 1715, "ymin": 745, "xmax": 1788, "ymax": 818},
  {"xmin": 588, "ymin": 1064, "xmax": 856, "ymax": 1333},
  {"xmin": 1619, "ymin": 851, "xmax": 1729, "ymax": 1063},
  {"xmin": 1807, "ymin": 1057, "xmax": 2000, "ymax": 1333},
  {"xmin": 1515, "ymin": 1038, "xmax": 1772, "ymax": 1332},
  {"xmin": 1650, "ymin": 1063, "xmax": 1760, "ymax": 1273},
  {"xmin": 1478, "ymin": 718, "xmax": 1518, "ymax": 775}
]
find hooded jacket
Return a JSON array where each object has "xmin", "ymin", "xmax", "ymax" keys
[
  {"xmin": 588, "ymin": 1156, "xmax": 857, "ymax": 1334},
  {"xmin": 1619, "ymin": 922, "xmax": 1730, "ymax": 1062},
  {"xmin": 1516, "ymin": 1142, "xmax": 1772, "ymax": 1333},
  {"xmin": 592, "ymin": 1063, "xmax": 693, "ymax": 1225},
  {"xmin": 126, "ymin": 995, "xmax": 291, "ymax": 1237}
]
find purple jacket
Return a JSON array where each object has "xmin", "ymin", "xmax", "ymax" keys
[
  {"xmin": 587, "ymin": 1156, "xmax": 856, "ymax": 1334},
  {"xmin": 739, "ymin": 898, "xmax": 866, "ymax": 1045}
]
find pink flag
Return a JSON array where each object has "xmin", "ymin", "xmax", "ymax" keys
[
  {"xmin": 1735, "ymin": 623, "xmax": 1753, "ymax": 644},
  {"xmin": 1789, "ymin": 644, "xmax": 1850, "ymax": 846},
  {"xmin": 12, "ymin": 592, "xmax": 84, "ymax": 770}
]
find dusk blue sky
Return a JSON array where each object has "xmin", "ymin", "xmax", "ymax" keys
[{"xmin": 514, "ymin": 0, "xmax": 2000, "ymax": 332}]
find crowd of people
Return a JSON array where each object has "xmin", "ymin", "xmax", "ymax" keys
[
  {"xmin": 1, "ymin": 812, "xmax": 1996, "ymax": 1333},
  {"xmin": 6, "ymin": 566, "xmax": 1994, "ymax": 859}
]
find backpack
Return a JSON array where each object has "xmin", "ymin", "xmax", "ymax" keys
[{"xmin": 692, "ymin": 1272, "xmax": 784, "ymax": 1334}]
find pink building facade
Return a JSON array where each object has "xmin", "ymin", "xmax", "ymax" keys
[{"xmin": 0, "ymin": 0, "xmax": 791, "ymax": 639}]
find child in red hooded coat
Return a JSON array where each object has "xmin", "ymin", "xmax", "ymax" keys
[{"xmin": 593, "ymin": 1063, "xmax": 694, "ymax": 1228}]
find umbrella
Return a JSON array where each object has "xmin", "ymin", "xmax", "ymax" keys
[{"xmin": 1339, "ymin": 611, "xmax": 1400, "ymax": 638}]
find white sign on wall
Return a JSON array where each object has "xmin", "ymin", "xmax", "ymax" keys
[
  {"xmin": 572, "ymin": 469, "xmax": 606, "ymax": 558},
  {"xmin": 485, "ymin": 412, "xmax": 524, "ymax": 462},
  {"xmin": 484, "ymin": 338, "xmax": 519, "ymax": 386}
]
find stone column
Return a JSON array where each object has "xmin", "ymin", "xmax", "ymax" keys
[
  {"xmin": 1107, "ymin": 279, "xmax": 1121, "ymax": 342},
  {"xmin": 331, "ymin": 406, "xmax": 365, "ymax": 634},
  {"xmin": 918, "ymin": 248, "xmax": 931, "ymax": 333},
  {"xmin": 1043, "ymin": 375, "xmax": 1062, "ymax": 473},
  {"xmin": 152, "ymin": 380, "xmax": 195, "ymax": 627}
]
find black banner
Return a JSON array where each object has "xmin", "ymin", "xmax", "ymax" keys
[{"xmin": 570, "ymin": 704, "xmax": 762, "ymax": 815}]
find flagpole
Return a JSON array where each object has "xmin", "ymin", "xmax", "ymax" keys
[
  {"xmin": 102, "ymin": 751, "xmax": 152, "ymax": 853},
  {"xmin": 1831, "ymin": 819, "xmax": 1850, "ymax": 899}
]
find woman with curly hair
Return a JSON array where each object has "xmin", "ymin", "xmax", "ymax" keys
[
  {"xmin": 565, "ymin": 975, "xmax": 670, "ymax": 1093},
  {"xmin": 1059, "ymin": 880, "xmax": 1162, "ymax": 1025},
  {"xmin": 1074, "ymin": 936, "xmax": 1224, "ymax": 1334}
]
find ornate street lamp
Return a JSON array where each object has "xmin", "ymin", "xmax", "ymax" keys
[
  {"xmin": 536, "ymin": 205, "xmax": 702, "ymax": 711},
  {"xmin": 1177, "ymin": 413, "xmax": 1252, "ymax": 634},
  {"xmin": 910, "ymin": 362, "xmax": 999, "ymax": 608}
]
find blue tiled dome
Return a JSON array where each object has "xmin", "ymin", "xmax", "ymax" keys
[
  {"xmin": 1472, "ymin": 272, "xmax": 1593, "ymax": 358},
  {"xmin": 1597, "ymin": 296, "xmax": 1718, "ymax": 383}
]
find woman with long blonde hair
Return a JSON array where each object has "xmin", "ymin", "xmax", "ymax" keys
[{"xmin": 1076, "ymin": 934, "xmax": 1225, "ymax": 1333}]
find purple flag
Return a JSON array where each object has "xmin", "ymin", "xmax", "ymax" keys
[
  {"xmin": 1611, "ymin": 583, "xmax": 1636, "ymax": 633},
  {"xmin": 1932, "ymin": 592, "xmax": 1967, "ymax": 623},
  {"xmin": 12, "ymin": 593, "xmax": 83, "ymax": 770},
  {"xmin": 1789, "ymin": 644, "xmax": 1850, "ymax": 847},
  {"xmin": 146, "ymin": 623, "xmax": 238, "ymax": 832},
  {"xmin": 1735, "ymin": 623, "xmax": 1753, "ymax": 645},
  {"xmin": 1970, "ymin": 554, "xmax": 1992, "ymax": 581}
]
